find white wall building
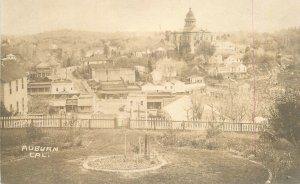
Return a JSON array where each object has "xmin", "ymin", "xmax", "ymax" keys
[
  {"xmin": 1, "ymin": 63, "xmax": 28, "ymax": 115},
  {"xmin": 51, "ymin": 80, "xmax": 75, "ymax": 94}
]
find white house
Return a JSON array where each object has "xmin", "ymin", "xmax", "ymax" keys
[
  {"xmin": 142, "ymin": 83, "xmax": 165, "ymax": 93},
  {"xmin": 50, "ymin": 94, "xmax": 95, "ymax": 114},
  {"xmin": 77, "ymin": 94, "xmax": 95, "ymax": 113},
  {"xmin": 223, "ymin": 55, "xmax": 241, "ymax": 64},
  {"xmin": 125, "ymin": 93, "xmax": 147, "ymax": 119},
  {"xmin": 188, "ymin": 76, "xmax": 205, "ymax": 84},
  {"xmin": 207, "ymin": 63, "xmax": 247, "ymax": 77},
  {"xmin": 209, "ymin": 55, "xmax": 223, "ymax": 64},
  {"xmin": 92, "ymin": 68, "xmax": 135, "ymax": 83},
  {"xmin": 213, "ymin": 41, "xmax": 237, "ymax": 55},
  {"xmin": 83, "ymin": 55, "xmax": 112, "ymax": 66},
  {"xmin": 51, "ymin": 79, "xmax": 76, "ymax": 94},
  {"xmin": 0, "ymin": 62, "xmax": 28, "ymax": 115},
  {"xmin": 6, "ymin": 54, "xmax": 17, "ymax": 60}
]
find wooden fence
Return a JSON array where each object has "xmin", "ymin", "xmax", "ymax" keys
[
  {"xmin": 130, "ymin": 119, "xmax": 264, "ymax": 132},
  {"xmin": 0, "ymin": 116, "xmax": 265, "ymax": 132},
  {"xmin": 0, "ymin": 116, "xmax": 116, "ymax": 129}
]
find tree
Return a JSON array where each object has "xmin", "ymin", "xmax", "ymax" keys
[
  {"xmin": 104, "ymin": 44, "xmax": 110, "ymax": 57},
  {"xmin": 148, "ymin": 59, "xmax": 153, "ymax": 73},
  {"xmin": 195, "ymin": 41, "xmax": 215, "ymax": 57},
  {"xmin": 269, "ymin": 89, "xmax": 300, "ymax": 146},
  {"xmin": 0, "ymin": 102, "xmax": 12, "ymax": 116}
]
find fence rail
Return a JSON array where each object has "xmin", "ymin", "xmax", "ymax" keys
[
  {"xmin": 130, "ymin": 119, "xmax": 264, "ymax": 132},
  {"xmin": 0, "ymin": 116, "xmax": 116, "ymax": 129},
  {"xmin": 0, "ymin": 116, "xmax": 265, "ymax": 132}
]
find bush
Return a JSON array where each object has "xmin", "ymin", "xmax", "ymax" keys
[
  {"xmin": 206, "ymin": 127, "xmax": 222, "ymax": 139},
  {"xmin": 130, "ymin": 142, "xmax": 139, "ymax": 153},
  {"xmin": 269, "ymin": 89, "xmax": 300, "ymax": 146},
  {"xmin": 73, "ymin": 137, "xmax": 82, "ymax": 147},
  {"xmin": 256, "ymin": 143, "xmax": 296, "ymax": 180},
  {"xmin": 192, "ymin": 139, "xmax": 206, "ymax": 149},
  {"xmin": 25, "ymin": 126, "xmax": 44, "ymax": 141},
  {"xmin": 205, "ymin": 139, "xmax": 220, "ymax": 150},
  {"xmin": 160, "ymin": 130, "xmax": 177, "ymax": 146}
]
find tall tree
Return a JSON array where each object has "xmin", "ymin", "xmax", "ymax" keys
[
  {"xmin": 195, "ymin": 41, "xmax": 216, "ymax": 57},
  {"xmin": 269, "ymin": 89, "xmax": 300, "ymax": 146}
]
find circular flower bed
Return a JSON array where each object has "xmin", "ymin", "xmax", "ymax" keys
[{"xmin": 83, "ymin": 154, "xmax": 167, "ymax": 172}]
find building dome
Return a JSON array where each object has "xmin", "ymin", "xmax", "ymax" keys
[
  {"xmin": 184, "ymin": 8, "xmax": 196, "ymax": 28},
  {"xmin": 185, "ymin": 8, "xmax": 195, "ymax": 20}
]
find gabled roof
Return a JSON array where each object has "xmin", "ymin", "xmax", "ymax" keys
[
  {"xmin": 36, "ymin": 62, "xmax": 50, "ymax": 69},
  {"xmin": 1, "ymin": 62, "xmax": 26, "ymax": 82},
  {"xmin": 163, "ymin": 95, "xmax": 192, "ymax": 121}
]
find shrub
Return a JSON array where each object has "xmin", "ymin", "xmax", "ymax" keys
[
  {"xmin": 269, "ymin": 89, "xmax": 300, "ymax": 146},
  {"xmin": 206, "ymin": 126, "xmax": 222, "ymax": 139},
  {"xmin": 190, "ymin": 139, "xmax": 206, "ymax": 149},
  {"xmin": 160, "ymin": 130, "xmax": 177, "ymax": 146},
  {"xmin": 130, "ymin": 142, "xmax": 139, "ymax": 153},
  {"xmin": 205, "ymin": 139, "xmax": 220, "ymax": 150},
  {"xmin": 25, "ymin": 126, "xmax": 44, "ymax": 141},
  {"xmin": 74, "ymin": 137, "xmax": 82, "ymax": 147},
  {"xmin": 256, "ymin": 143, "xmax": 296, "ymax": 180}
]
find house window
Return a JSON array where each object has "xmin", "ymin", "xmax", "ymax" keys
[
  {"xmin": 141, "ymin": 101, "xmax": 143, "ymax": 106},
  {"xmin": 130, "ymin": 101, "xmax": 133, "ymax": 105},
  {"xmin": 9, "ymin": 82, "xmax": 12, "ymax": 94},
  {"xmin": 56, "ymin": 88, "xmax": 58, "ymax": 92},
  {"xmin": 10, "ymin": 104, "xmax": 13, "ymax": 112},
  {"xmin": 22, "ymin": 78, "xmax": 24, "ymax": 89}
]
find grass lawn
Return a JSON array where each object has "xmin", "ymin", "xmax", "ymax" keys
[{"xmin": 1, "ymin": 129, "xmax": 269, "ymax": 184}]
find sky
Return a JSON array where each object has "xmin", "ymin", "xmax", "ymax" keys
[{"xmin": 1, "ymin": 0, "xmax": 300, "ymax": 35}]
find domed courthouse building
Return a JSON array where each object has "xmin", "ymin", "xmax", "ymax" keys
[{"xmin": 166, "ymin": 8, "xmax": 215, "ymax": 55}]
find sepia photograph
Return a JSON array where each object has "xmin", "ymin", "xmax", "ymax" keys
[{"xmin": 0, "ymin": 0, "xmax": 300, "ymax": 183}]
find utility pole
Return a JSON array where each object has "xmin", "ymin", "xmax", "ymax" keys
[
  {"xmin": 124, "ymin": 131, "xmax": 127, "ymax": 158},
  {"xmin": 144, "ymin": 134, "xmax": 149, "ymax": 159}
]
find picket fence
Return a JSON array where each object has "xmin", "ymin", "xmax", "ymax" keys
[
  {"xmin": 0, "ymin": 116, "xmax": 265, "ymax": 132},
  {"xmin": 0, "ymin": 116, "xmax": 116, "ymax": 129},
  {"xmin": 129, "ymin": 119, "xmax": 264, "ymax": 132}
]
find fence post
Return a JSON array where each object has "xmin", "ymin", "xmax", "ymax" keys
[
  {"xmin": 60, "ymin": 117, "xmax": 62, "ymax": 128},
  {"xmin": 114, "ymin": 118, "xmax": 118, "ymax": 129},
  {"xmin": 240, "ymin": 123, "xmax": 243, "ymax": 132},
  {"xmin": 1, "ymin": 117, "xmax": 4, "ymax": 129},
  {"xmin": 144, "ymin": 134, "xmax": 149, "ymax": 158}
]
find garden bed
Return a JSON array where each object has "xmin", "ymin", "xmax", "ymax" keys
[{"xmin": 83, "ymin": 154, "xmax": 167, "ymax": 172}]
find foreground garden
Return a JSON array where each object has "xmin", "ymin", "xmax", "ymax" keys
[{"xmin": 1, "ymin": 127, "xmax": 299, "ymax": 184}]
